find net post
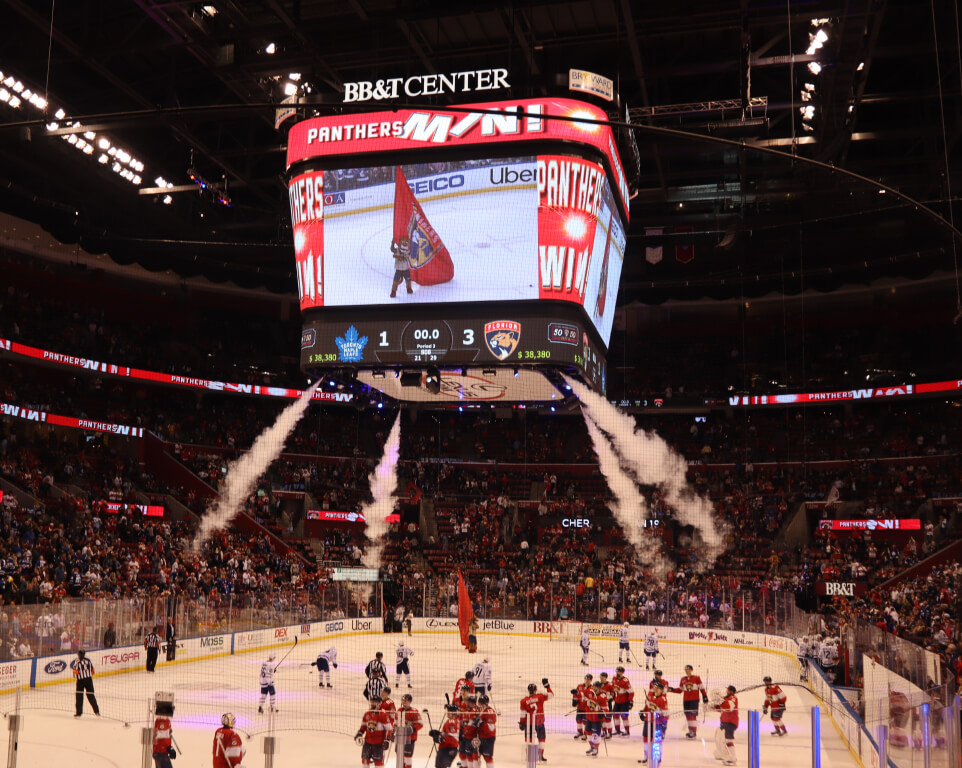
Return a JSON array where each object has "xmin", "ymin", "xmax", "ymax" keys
[
  {"xmin": 748, "ymin": 709, "xmax": 760, "ymax": 768},
  {"xmin": 876, "ymin": 724, "xmax": 888, "ymax": 768},
  {"xmin": 6, "ymin": 688, "xmax": 20, "ymax": 768},
  {"xmin": 263, "ymin": 735, "xmax": 277, "ymax": 768},
  {"xmin": 524, "ymin": 712, "xmax": 538, "ymax": 768},
  {"xmin": 140, "ymin": 726, "xmax": 153, "ymax": 768},
  {"xmin": 919, "ymin": 702, "xmax": 930, "ymax": 768},
  {"xmin": 811, "ymin": 706, "xmax": 821, "ymax": 768},
  {"xmin": 395, "ymin": 719, "xmax": 408, "ymax": 768}
]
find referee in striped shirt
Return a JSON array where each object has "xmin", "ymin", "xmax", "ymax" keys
[
  {"xmin": 144, "ymin": 626, "xmax": 161, "ymax": 672},
  {"xmin": 364, "ymin": 675, "xmax": 387, "ymax": 702},
  {"xmin": 72, "ymin": 650, "xmax": 100, "ymax": 717}
]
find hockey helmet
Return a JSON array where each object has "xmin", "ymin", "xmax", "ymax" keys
[
  {"xmin": 268, "ymin": 652, "xmax": 276, "ymax": 661},
  {"xmin": 616, "ymin": 666, "xmax": 625, "ymax": 674},
  {"xmin": 221, "ymin": 713, "xmax": 236, "ymax": 728},
  {"xmin": 77, "ymin": 649, "xmax": 86, "ymax": 660},
  {"xmin": 653, "ymin": 670, "xmax": 663, "ymax": 676},
  {"xmin": 624, "ymin": 622, "xmax": 630, "ymax": 627},
  {"xmin": 599, "ymin": 672, "xmax": 609, "ymax": 678},
  {"xmin": 527, "ymin": 683, "xmax": 538, "ymax": 694},
  {"xmin": 763, "ymin": 676, "xmax": 772, "ymax": 684},
  {"xmin": 593, "ymin": 681, "xmax": 603, "ymax": 688},
  {"xmin": 399, "ymin": 640, "xmax": 405, "ymax": 647},
  {"xmin": 651, "ymin": 681, "xmax": 664, "ymax": 691},
  {"xmin": 479, "ymin": 694, "xmax": 490, "ymax": 705},
  {"xmin": 376, "ymin": 652, "xmax": 384, "ymax": 659},
  {"xmin": 727, "ymin": 685, "xmax": 737, "ymax": 693},
  {"xmin": 401, "ymin": 694, "xmax": 413, "ymax": 703},
  {"xmin": 584, "ymin": 673, "xmax": 593, "ymax": 681},
  {"xmin": 465, "ymin": 670, "xmax": 475, "ymax": 679},
  {"xmin": 684, "ymin": 665, "xmax": 693, "ymax": 672},
  {"xmin": 382, "ymin": 687, "xmax": 392, "ymax": 696}
]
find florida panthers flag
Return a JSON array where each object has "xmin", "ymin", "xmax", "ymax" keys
[
  {"xmin": 393, "ymin": 166, "xmax": 454, "ymax": 286},
  {"xmin": 457, "ymin": 571, "xmax": 473, "ymax": 649}
]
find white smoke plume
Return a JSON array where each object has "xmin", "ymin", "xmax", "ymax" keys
[
  {"xmin": 360, "ymin": 412, "xmax": 402, "ymax": 572},
  {"xmin": 192, "ymin": 381, "xmax": 320, "ymax": 551},
  {"xmin": 582, "ymin": 413, "xmax": 670, "ymax": 577},
  {"xmin": 564, "ymin": 375, "xmax": 729, "ymax": 567}
]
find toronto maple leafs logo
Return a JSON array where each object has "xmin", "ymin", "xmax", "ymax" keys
[{"xmin": 335, "ymin": 325, "xmax": 368, "ymax": 362}]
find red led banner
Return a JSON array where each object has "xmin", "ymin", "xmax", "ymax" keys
[
  {"xmin": 101, "ymin": 501, "xmax": 164, "ymax": 517},
  {"xmin": 819, "ymin": 519, "xmax": 921, "ymax": 531},
  {"xmin": 286, "ymin": 98, "xmax": 630, "ymax": 220}
]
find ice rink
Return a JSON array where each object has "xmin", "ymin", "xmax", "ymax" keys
[{"xmin": 0, "ymin": 629, "xmax": 864, "ymax": 768}]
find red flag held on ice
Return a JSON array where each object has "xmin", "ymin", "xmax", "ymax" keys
[
  {"xmin": 457, "ymin": 571, "xmax": 473, "ymax": 649},
  {"xmin": 393, "ymin": 166, "xmax": 454, "ymax": 286}
]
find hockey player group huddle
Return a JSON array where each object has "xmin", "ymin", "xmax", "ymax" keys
[{"xmin": 796, "ymin": 633, "xmax": 841, "ymax": 681}]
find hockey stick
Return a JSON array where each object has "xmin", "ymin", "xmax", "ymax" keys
[
  {"xmin": 273, "ymin": 635, "xmax": 298, "ymax": 672},
  {"xmin": 590, "ymin": 649, "xmax": 606, "ymax": 662},
  {"xmin": 171, "ymin": 734, "xmax": 184, "ymax": 756},
  {"xmin": 630, "ymin": 649, "xmax": 644, "ymax": 667}
]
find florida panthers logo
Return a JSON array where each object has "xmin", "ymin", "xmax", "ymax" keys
[
  {"xmin": 407, "ymin": 209, "xmax": 438, "ymax": 268},
  {"xmin": 484, "ymin": 321, "xmax": 521, "ymax": 360}
]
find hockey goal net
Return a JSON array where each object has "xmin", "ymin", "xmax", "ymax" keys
[{"xmin": 548, "ymin": 620, "xmax": 583, "ymax": 642}]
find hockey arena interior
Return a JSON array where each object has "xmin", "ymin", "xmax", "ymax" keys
[{"xmin": 0, "ymin": 1, "xmax": 961, "ymax": 767}]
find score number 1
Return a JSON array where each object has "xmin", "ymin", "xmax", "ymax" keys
[{"xmin": 380, "ymin": 328, "xmax": 475, "ymax": 346}]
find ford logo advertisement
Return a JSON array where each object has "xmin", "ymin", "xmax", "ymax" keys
[{"xmin": 44, "ymin": 660, "xmax": 67, "ymax": 675}]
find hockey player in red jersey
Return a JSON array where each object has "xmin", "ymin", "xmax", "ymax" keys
[
  {"xmin": 152, "ymin": 708, "xmax": 175, "ymax": 768},
  {"xmin": 584, "ymin": 680, "xmax": 609, "ymax": 757},
  {"xmin": 519, "ymin": 679, "xmax": 553, "ymax": 761},
  {"xmin": 599, "ymin": 672, "xmax": 616, "ymax": 739},
  {"xmin": 713, "ymin": 685, "xmax": 739, "ymax": 765},
  {"xmin": 638, "ymin": 681, "xmax": 669, "ymax": 764},
  {"xmin": 572, "ymin": 673, "xmax": 593, "ymax": 741},
  {"xmin": 379, "ymin": 687, "xmax": 398, "ymax": 738},
  {"xmin": 429, "ymin": 706, "xmax": 461, "ymax": 768},
  {"xmin": 356, "ymin": 697, "xmax": 392, "ymax": 768},
  {"xmin": 762, "ymin": 677, "xmax": 787, "ymax": 736},
  {"xmin": 212, "ymin": 713, "xmax": 245, "ymax": 768},
  {"xmin": 679, "ymin": 664, "xmax": 709, "ymax": 739},
  {"xmin": 478, "ymin": 693, "xmax": 497, "ymax": 767},
  {"xmin": 454, "ymin": 671, "xmax": 476, "ymax": 704},
  {"xmin": 612, "ymin": 666, "xmax": 635, "ymax": 737},
  {"xmin": 397, "ymin": 694, "xmax": 423, "ymax": 768},
  {"xmin": 458, "ymin": 693, "xmax": 482, "ymax": 768}
]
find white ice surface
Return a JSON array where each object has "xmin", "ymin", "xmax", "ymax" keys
[{"xmin": 0, "ymin": 631, "xmax": 864, "ymax": 768}]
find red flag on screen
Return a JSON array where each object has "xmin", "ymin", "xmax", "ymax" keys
[
  {"xmin": 393, "ymin": 166, "xmax": 454, "ymax": 286},
  {"xmin": 675, "ymin": 224, "xmax": 695, "ymax": 264},
  {"xmin": 457, "ymin": 571, "xmax": 473, "ymax": 649}
]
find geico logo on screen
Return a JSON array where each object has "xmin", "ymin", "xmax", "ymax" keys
[
  {"xmin": 411, "ymin": 174, "xmax": 464, "ymax": 195},
  {"xmin": 102, "ymin": 652, "xmax": 140, "ymax": 664},
  {"xmin": 201, "ymin": 637, "xmax": 224, "ymax": 648},
  {"xmin": 325, "ymin": 621, "xmax": 345, "ymax": 633},
  {"xmin": 351, "ymin": 620, "xmax": 373, "ymax": 631},
  {"xmin": 562, "ymin": 518, "xmax": 590, "ymax": 528}
]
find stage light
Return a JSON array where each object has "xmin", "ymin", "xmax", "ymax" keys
[
  {"xmin": 108, "ymin": 147, "xmax": 117, "ymax": 156},
  {"xmin": 264, "ymin": 42, "xmax": 276, "ymax": 55},
  {"xmin": 201, "ymin": 4, "xmax": 218, "ymax": 16},
  {"xmin": 800, "ymin": 91, "xmax": 811, "ymax": 102},
  {"xmin": 98, "ymin": 154, "xmax": 108, "ymax": 164},
  {"xmin": 116, "ymin": 149, "xmax": 130, "ymax": 164},
  {"xmin": 46, "ymin": 121, "xmax": 58, "ymax": 130},
  {"xmin": 808, "ymin": 62, "xmax": 822, "ymax": 75},
  {"xmin": 29, "ymin": 94, "xmax": 45, "ymax": 109},
  {"xmin": 21, "ymin": 88, "xmax": 32, "ymax": 100},
  {"xmin": 132, "ymin": 175, "xmax": 141, "ymax": 185},
  {"xmin": 11, "ymin": 80, "xmax": 23, "ymax": 93},
  {"xmin": 283, "ymin": 82, "xmax": 297, "ymax": 96},
  {"xmin": 67, "ymin": 134, "xmax": 77, "ymax": 145},
  {"xmin": 377, "ymin": 402, "xmax": 384, "ymax": 410},
  {"xmin": 424, "ymin": 368, "xmax": 441, "ymax": 395},
  {"xmin": 54, "ymin": 108, "xmax": 65, "ymax": 119},
  {"xmin": 162, "ymin": 194, "xmax": 173, "ymax": 205},
  {"xmin": 288, "ymin": 72, "xmax": 302, "ymax": 81},
  {"xmin": 7, "ymin": 96, "xmax": 20, "ymax": 109},
  {"xmin": 83, "ymin": 131, "xmax": 94, "ymax": 140},
  {"xmin": 82, "ymin": 144, "xmax": 94, "ymax": 155},
  {"xmin": 0, "ymin": 89, "xmax": 9, "ymax": 103}
]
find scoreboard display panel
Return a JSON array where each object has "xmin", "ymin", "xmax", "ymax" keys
[
  {"xmin": 300, "ymin": 303, "xmax": 607, "ymax": 391},
  {"xmin": 287, "ymin": 97, "xmax": 629, "ymax": 394}
]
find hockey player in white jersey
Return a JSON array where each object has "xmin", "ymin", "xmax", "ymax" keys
[
  {"xmin": 312, "ymin": 646, "xmax": 338, "ymax": 688},
  {"xmin": 472, "ymin": 657, "xmax": 493, "ymax": 692},
  {"xmin": 819, "ymin": 637, "xmax": 839, "ymax": 679},
  {"xmin": 618, "ymin": 622, "xmax": 631, "ymax": 663},
  {"xmin": 395, "ymin": 639, "xmax": 414, "ymax": 689},
  {"xmin": 580, "ymin": 628, "xmax": 591, "ymax": 666},
  {"xmin": 643, "ymin": 631, "xmax": 660, "ymax": 670},
  {"xmin": 796, "ymin": 636, "xmax": 810, "ymax": 680},
  {"xmin": 258, "ymin": 652, "xmax": 277, "ymax": 713}
]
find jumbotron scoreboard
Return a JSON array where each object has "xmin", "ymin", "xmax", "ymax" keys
[{"xmin": 285, "ymin": 97, "xmax": 630, "ymax": 401}]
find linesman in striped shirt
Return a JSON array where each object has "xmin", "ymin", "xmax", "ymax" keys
[
  {"xmin": 365, "ymin": 675, "xmax": 388, "ymax": 702},
  {"xmin": 145, "ymin": 626, "xmax": 161, "ymax": 672},
  {"xmin": 71, "ymin": 650, "xmax": 100, "ymax": 717}
]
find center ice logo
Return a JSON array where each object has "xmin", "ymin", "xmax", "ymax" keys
[
  {"xmin": 335, "ymin": 325, "xmax": 368, "ymax": 362},
  {"xmin": 484, "ymin": 321, "xmax": 521, "ymax": 360}
]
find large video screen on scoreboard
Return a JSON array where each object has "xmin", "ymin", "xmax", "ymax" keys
[{"xmin": 289, "ymin": 153, "xmax": 626, "ymax": 345}]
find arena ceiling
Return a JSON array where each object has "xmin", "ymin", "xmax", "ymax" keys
[{"xmin": 0, "ymin": 0, "xmax": 959, "ymax": 305}]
